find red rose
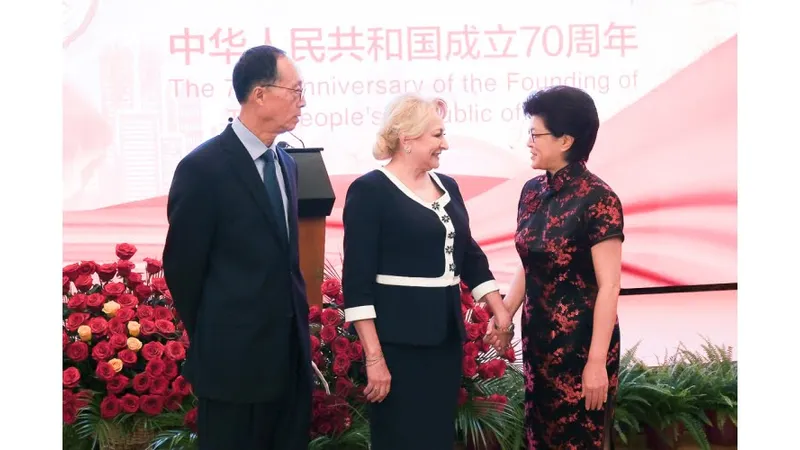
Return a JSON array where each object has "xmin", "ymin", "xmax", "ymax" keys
[
  {"xmin": 463, "ymin": 342, "xmax": 479, "ymax": 359},
  {"xmin": 63, "ymin": 263, "xmax": 81, "ymax": 281},
  {"xmin": 95, "ymin": 362, "xmax": 116, "ymax": 381},
  {"xmin": 66, "ymin": 294, "xmax": 87, "ymax": 310},
  {"xmin": 132, "ymin": 373, "xmax": 151, "ymax": 393},
  {"xmin": 74, "ymin": 274, "xmax": 94, "ymax": 292},
  {"xmin": 127, "ymin": 272, "xmax": 143, "ymax": 287},
  {"xmin": 310, "ymin": 335, "xmax": 320, "ymax": 353},
  {"xmin": 477, "ymin": 359, "xmax": 506, "ymax": 379},
  {"xmin": 151, "ymin": 277, "xmax": 168, "ymax": 292},
  {"xmin": 146, "ymin": 359, "xmax": 166, "ymax": 377},
  {"xmin": 139, "ymin": 394, "xmax": 165, "ymax": 416},
  {"xmin": 89, "ymin": 317, "xmax": 109, "ymax": 335},
  {"xmin": 92, "ymin": 341, "xmax": 114, "ymax": 362},
  {"xmin": 164, "ymin": 341, "xmax": 186, "ymax": 361},
  {"xmin": 100, "ymin": 395, "xmax": 122, "ymax": 419},
  {"xmin": 150, "ymin": 377, "xmax": 170, "ymax": 395},
  {"xmin": 86, "ymin": 293, "xmax": 105, "ymax": 309},
  {"xmin": 107, "ymin": 374, "xmax": 129, "ymax": 394},
  {"xmin": 66, "ymin": 342, "xmax": 89, "ymax": 362},
  {"xmin": 486, "ymin": 393, "xmax": 508, "ymax": 412},
  {"xmin": 155, "ymin": 319, "xmax": 176, "ymax": 335},
  {"xmin": 321, "ymin": 308, "xmax": 343, "ymax": 327},
  {"xmin": 107, "ymin": 317, "xmax": 127, "ymax": 335},
  {"xmin": 134, "ymin": 284, "xmax": 152, "ymax": 300},
  {"xmin": 165, "ymin": 392, "xmax": 183, "ymax": 411},
  {"xmin": 115, "ymin": 308, "xmax": 135, "ymax": 323},
  {"xmin": 334, "ymin": 294, "xmax": 345, "ymax": 307},
  {"xmin": 78, "ymin": 261, "xmax": 97, "ymax": 276},
  {"xmin": 102, "ymin": 282, "xmax": 126, "ymax": 297},
  {"xmin": 139, "ymin": 319, "xmax": 156, "ymax": 336},
  {"xmin": 143, "ymin": 257, "xmax": 163, "ymax": 275},
  {"xmin": 63, "ymin": 403, "xmax": 78, "ymax": 424},
  {"xmin": 63, "ymin": 276, "xmax": 71, "ymax": 294},
  {"xmin": 63, "ymin": 367, "xmax": 81, "ymax": 388},
  {"xmin": 335, "ymin": 378, "xmax": 354, "ymax": 397},
  {"xmin": 108, "ymin": 333, "xmax": 128, "ymax": 350},
  {"xmin": 179, "ymin": 330, "xmax": 190, "ymax": 348},
  {"xmin": 115, "ymin": 243, "xmax": 137, "ymax": 260},
  {"xmin": 462, "ymin": 357, "xmax": 478, "ymax": 378},
  {"xmin": 141, "ymin": 342, "xmax": 164, "ymax": 360},
  {"xmin": 460, "ymin": 291, "xmax": 475, "ymax": 307},
  {"xmin": 321, "ymin": 278, "xmax": 342, "ymax": 298},
  {"xmin": 503, "ymin": 347, "xmax": 516, "ymax": 362},
  {"xmin": 319, "ymin": 326, "xmax": 337, "ymax": 344},
  {"xmin": 116, "ymin": 294, "xmax": 138, "ymax": 309},
  {"xmin": 308, "ymin": 306, "xmax": 321, "ymax": 323},
  {"xmin": 172, "ymin": 376, "xmax": 192, "ymax": 396},
  {"xmin": 184, "ymin": 407, "xmax": 198, "ymax": 432},
  {"xmin": 116, "ymin": 260, "xmax": 135, "ymax": 277},
  {"xmin": 120, "ymin": 394, "xmax": 140, "ymax": 414},
  {"xmin": 137, "ymin": 305, "xmax": 154, "ymax": 321},
  {"xmin": 332, "ymin": 356, "xmax": 351, "ymax": 376},
  {"xmin": 465, "ymin": 323, "xmax": 482, "ymax": 341},
  {"xmin": 96, "ymin": 263, "xmax": 117, "ymax": 282},
  {"xmin": 347, "ymin": 341, "xmax": 363, "ymax": 362},
  {"xmin": 65, "ymin": 312, "xmax": 90, "ymax": 331},
  {"xmin": 154, "ymin": 306, "xmax": 173, "ymax": 321},
  {"xmin": 458, "ymin": 387, "xmax": 469, "ymax": 406},
  {"xmin": 331, "ymin": 336, "xmax": 351, "ymax": 355},
  {"xmin": 163, "ymin": 359, "xmax": 179, "ymax": 379},
  {"xmin": 63, "ymin": 330, "xmax": 69, "ymax": 350},
  {"xmin": 472, "ymin": 306, "xmax": 490, "ymax": 324},
  {"xmin": 118, "ymin": 349, "xmax": 137, "ymax": 366}
]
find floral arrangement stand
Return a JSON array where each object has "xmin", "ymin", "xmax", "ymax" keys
[{"xmin": 62, "ymin": 244, "xmax": 197, "ymax": 450}]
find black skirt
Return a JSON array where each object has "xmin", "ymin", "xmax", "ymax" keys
[{"xmin": 369, "ymin": 289, "xmax": 464, "ymax": 450}]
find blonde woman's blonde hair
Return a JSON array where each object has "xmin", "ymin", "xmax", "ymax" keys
[{"xmin": 372, "ymin": 94, "xmax": 447, "ymax": 160}]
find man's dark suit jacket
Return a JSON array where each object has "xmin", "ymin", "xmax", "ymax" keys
[{"xmin": 163, "ymin": 124, "xmax": 311, "ymax": 403}]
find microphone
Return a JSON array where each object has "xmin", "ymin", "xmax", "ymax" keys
[
  {"xmin": 276, "ymin": 141, "xmax": 292, "ymax": 151},
  {"xmin": 228, "ymin": 117, "xmax": 233, "ymax": 123},
  {"xmin": 287, "ymin": 131, "xmax": 305, "ymax": 148}
]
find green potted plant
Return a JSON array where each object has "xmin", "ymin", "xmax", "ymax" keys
[
  {"xmin": 678, "ymin": 337, "xmax": 737, "ymax": 446},
  {"xmin": 641, "ymin": 350, "xmax": 711, "ymax": 450},
  {"xmin": 613, "ymin": 343, "xmax": 671, "ymax": 448}
]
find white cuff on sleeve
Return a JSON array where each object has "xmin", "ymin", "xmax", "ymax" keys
[
  {"xmin": 472, "ymin": 280, "xmax": 499, "ymax": 302},
  {"xmin": 344, "ymin": 305, "xmax": 377, "ymax": 322}
]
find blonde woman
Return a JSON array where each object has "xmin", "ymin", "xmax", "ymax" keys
[{"xmin": 341, "ymin": 94, "xmax": 513, "ymax": 449}]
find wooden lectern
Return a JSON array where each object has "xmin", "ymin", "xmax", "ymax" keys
[{"xmin": 287, "ymin": 147, "xmax": 336, "ymax": 308}]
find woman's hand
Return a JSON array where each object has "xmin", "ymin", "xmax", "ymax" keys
[
  {"xmin": 484, "ymin": 308, "xmax": 513, "ymax": 352},
  {"xmin": 363, "ymin": 356, "xmax": 392, "ymax": 403},
  {"xmin": 581, "ymin": 359, "xmax": 609, "ymax": 410}
]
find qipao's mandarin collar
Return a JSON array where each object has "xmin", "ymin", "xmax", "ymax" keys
[{"xmin": 545, "ymin": 161, "xmax": 587, "ymax": 192}]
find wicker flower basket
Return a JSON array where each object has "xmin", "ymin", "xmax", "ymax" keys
[{"xmin": 100, "ymin": 424, "xmax": 156, "ymax": 450}]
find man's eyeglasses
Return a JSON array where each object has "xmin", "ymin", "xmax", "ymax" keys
[{"xmin": 265, "ymin": 84, "xmax": 305, "ymax": 100}]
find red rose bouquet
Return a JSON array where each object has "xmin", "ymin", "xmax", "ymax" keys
[
  {"xmin": 62, "ymin": 244, "xmax": 196, "ymax": 449},
  {"xmin": 454, "ymin": 282, "xmax": 525, "ymax": 450},
  {"xmin": 306, "ymin": 263, "xmax": 371, "ymax": 450}
]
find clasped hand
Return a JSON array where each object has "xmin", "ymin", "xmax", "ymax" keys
[{"xmin": 483, "ymin": 310, "xmax": 513, "ymax": 353}]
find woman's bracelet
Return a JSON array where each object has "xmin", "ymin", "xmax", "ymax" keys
[
  {"xmin": 365, "ymin": 356, "xmax": 383, "ymax": 367},
  {"xmin": 494, "ymin": 322, "xmax": 515, "ymax": 334}
]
